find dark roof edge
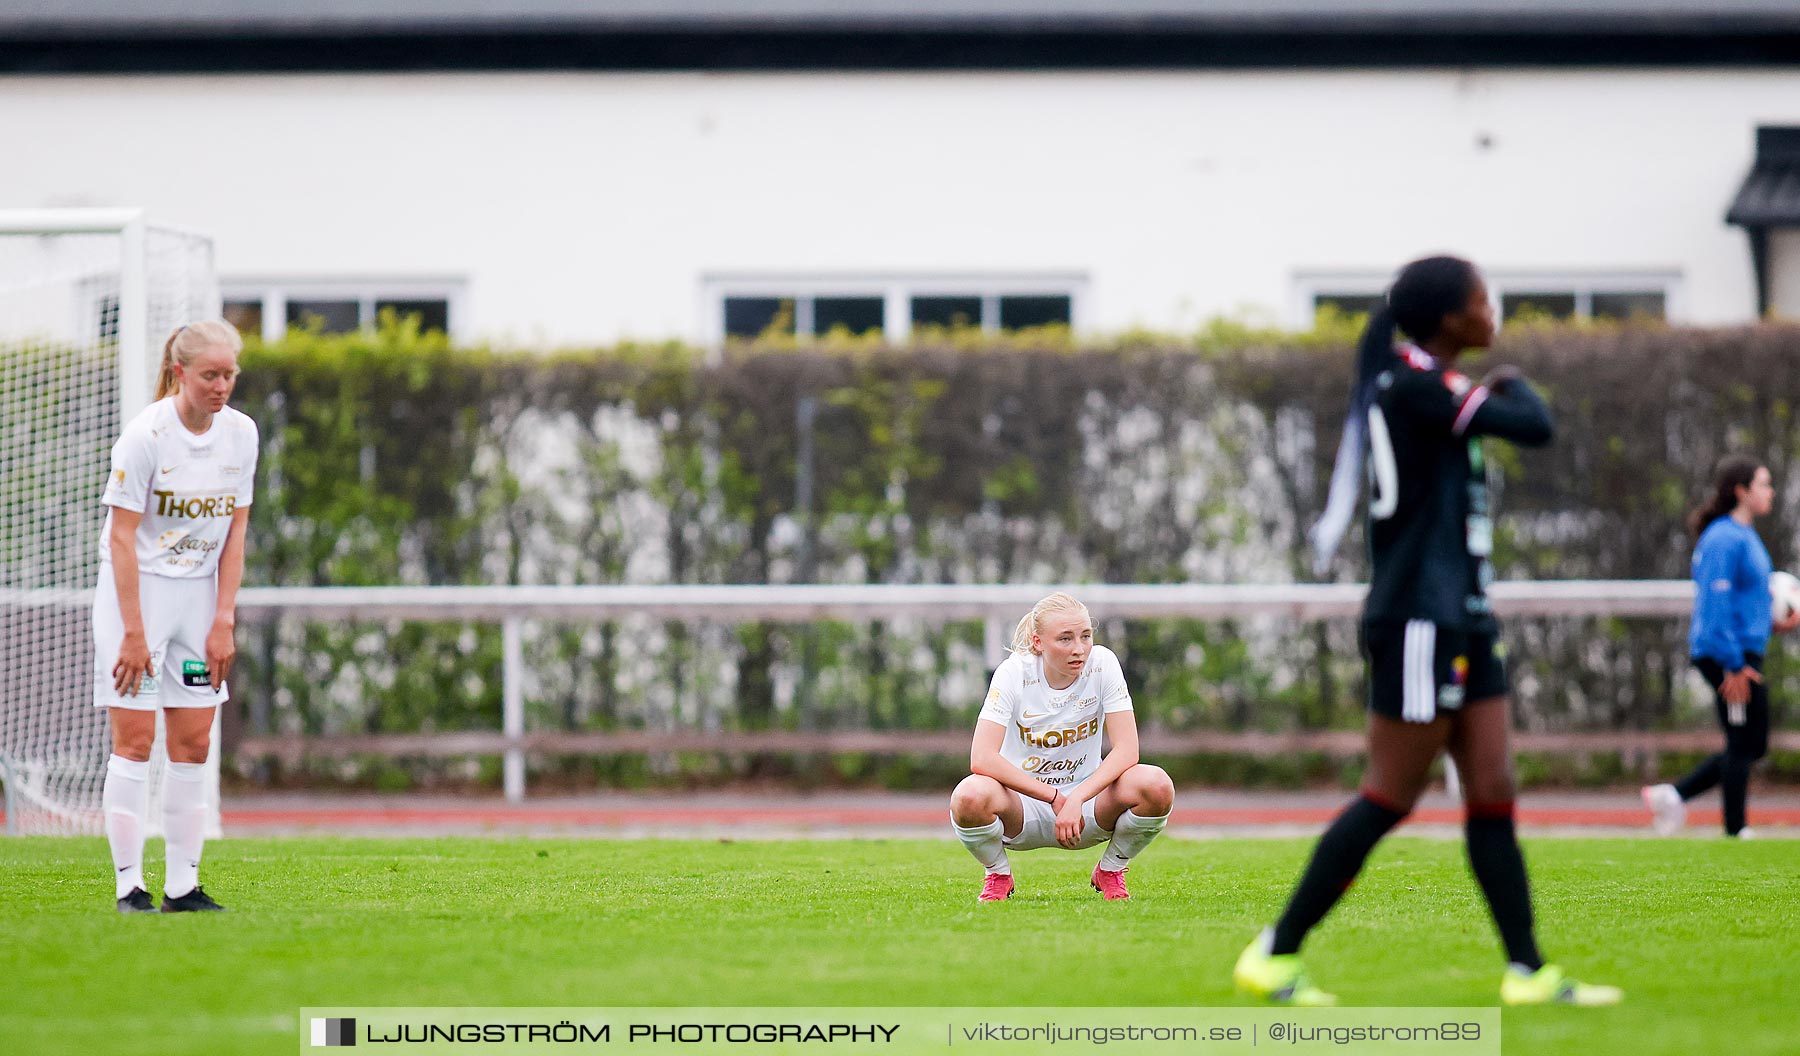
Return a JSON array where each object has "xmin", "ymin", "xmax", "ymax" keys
[
  {"xmin": 13, "ymin": 12, "xmax": 1800, "ymax": 39},
  {"xmin": 7, "ymin": 28, "xmax": 1800, "ymax": 74}
]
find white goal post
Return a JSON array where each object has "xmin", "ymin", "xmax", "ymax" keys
[{"xmin": 0, "ymin": 208, "xmax": 222, "ymax": 836}]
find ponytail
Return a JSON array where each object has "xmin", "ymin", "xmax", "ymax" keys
[
  {"xmin": 1010, "ymin": 611, "xmax": 1036, "ymax": 655},
  {"xmin": 1308, "ymin": 303, "xmax": 1399, "ymax": 572},
  {"xmin": 154, "ymin": 326, "xmax": 184, "ymax": 400},
  {"xmin": 1010, "ymin": 592, "xmax": 1090, "ymax": 655},
  {"xmin": 1307, "ymin": 254, "xmax": 1481, "ymax": 574},
  {"xmin": 1688, "ymin": 454, "xmax": 1761, "ymax": 538},
  {"xmin": 155, "ymin": 320, "xmax": 243, "ymax": 400}
]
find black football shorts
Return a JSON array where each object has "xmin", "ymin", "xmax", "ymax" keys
[{"xmin": 1362, "ymin": 620, "xmax": 1507, "ymax": 723}]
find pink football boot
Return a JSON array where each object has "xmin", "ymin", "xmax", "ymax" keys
[
  {"xmin": 978, "ymin": 873, "xmax": 1016, "ymax": 902},
  {"xmin": 1091, "ymin": 864, "xmax": 1130, "ymax": 900}
]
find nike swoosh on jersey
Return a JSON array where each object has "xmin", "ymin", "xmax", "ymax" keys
[
  {"xmin": 1020, "ymin": 710, "xmax": 1052, "ymax": 722},
  {"xmin": 159, "ymin": 466, "xmax": 178, "ymax": 475}
]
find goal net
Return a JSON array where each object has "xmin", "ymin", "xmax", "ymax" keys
[{"xmin": 0, "ymin": 209, "xmax": 222, "ymax": 836}]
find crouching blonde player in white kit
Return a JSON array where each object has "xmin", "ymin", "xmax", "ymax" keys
[
  {"xmin": 950, "ymin": 593, "xmax": 1173, "ymax": 902},
  {"xmin": 97, "ymin": 321, "xmax": 257, "ymax": 914}
]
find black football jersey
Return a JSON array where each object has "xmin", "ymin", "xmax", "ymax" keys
[{"xmin": 1362, "ymin": 345, "xmax": 1552, "ymax": 631}]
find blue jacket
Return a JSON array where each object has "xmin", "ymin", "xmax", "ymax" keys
[{"xmin": 1688, "ymin": 516, "xmax": 1772, "ymax": 670}]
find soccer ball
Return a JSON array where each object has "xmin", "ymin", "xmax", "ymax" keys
[{"xmin": 1772, "ymin": 570, "xmax": 1800, "ymax": 624}]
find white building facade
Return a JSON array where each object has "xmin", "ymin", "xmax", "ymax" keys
[{"xmin": 3, "ymin": 2, "xmax": 1798, "ymax": 345}]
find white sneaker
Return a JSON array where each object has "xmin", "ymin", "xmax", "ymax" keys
[
  {"xmin": 1732, "ymin": 827, "xmax": 1757, "ymax": 840},
  {"xmin": 1641, "ymin": 784, "xmax": 1685, "ymax": 836}
]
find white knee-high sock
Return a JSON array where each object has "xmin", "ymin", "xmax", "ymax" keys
[
  {"xmin": 103, "ymin": 754, "xmax": 150, "ymax": 899},
  {"xmin": 1098, "ymin": 809, "xmax": 1168, "ymax": 872},
  {"xmin": 162, "ymin": 761, "xmax": 209, "ymax": 898},
  {"xmin": 953, "ymin": 817, "xmax": 1011, "ymax": 875}
]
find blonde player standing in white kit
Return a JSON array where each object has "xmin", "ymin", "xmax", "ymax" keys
[
  {"xmin": 949, "ymin": 592, "xmax": 1174, "ymax": 901},
  {"xmin": 96, "ymin": 320, "xmax": 257, "ymax": 913}
]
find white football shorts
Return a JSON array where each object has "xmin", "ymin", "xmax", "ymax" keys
[
  {"xmin": 92, "ymin": 571, "xmax": 228, "ymax": 711},
  {"xmin": 1002, "ymin": 792, "xmax": 1108, "ymax": 852}
]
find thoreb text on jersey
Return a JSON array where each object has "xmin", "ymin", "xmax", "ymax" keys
[
  {"xmin": 1017, "ymin": 716, "xmax": 1100, "ymax": 749},
  {"xmin": 152, "ymin": 491, "xmax": 238, "ymax": 518}
]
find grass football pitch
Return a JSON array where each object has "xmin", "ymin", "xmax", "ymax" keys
[{"xmin": 2, "ymin": 835, "xmax": 1793, "ymax": 1055}]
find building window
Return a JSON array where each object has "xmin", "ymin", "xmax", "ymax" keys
[
  {"xmin": 908, "ymin": 292, "xmax": 1072, "ymax": 334},
  {"xmin": 1500, "ymin": 291, "xmax": 1579, "ymax": 322},
  {"xmin": 909, "ymin": 295, "xmax": 982, "ymax": 330},
  {"xmin": 723, "ymin": 293, "xmax": 891, "ymax": 340},
  {"xmin": 1295, "ymin": 272, "xmax": 1676, "ymax": 328},
  {"xmin": 1311, "ymin": 292, "xmax": 1385, "ymax": 319},
  {"xmin": 377, "ymin": 298, "xmax": 451, "ymax": 334},
  {"xmin": 286, "ymin": 299, "xmax": 361, "ymax": 334},
  {"xmin": 1501, "ymin": 289, "xmax": 1669, "ymax": 323},
  {"xmin": 812, "ymin": 296, "xmax": 885, "ymax": 337},
  {"xmin": 221, "ymin": 280, "xmax": 463, "ymax": 342},
  {"xmin": 722, "ymin": 297, "xmax": 794, "ymax": 339},
  {"xmin": 1590, "ymin": 291, "xmax": 1667, "ymax": 321},
  {"xmin": 998, "ymin": 295, "xmax": 1072, "ymax": 330},
  {"xmin": 707, "ymin": 275, "xmax": 1086, "ymax": 344}
]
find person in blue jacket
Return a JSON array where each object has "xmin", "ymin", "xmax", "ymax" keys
[{"xmin": 1644, "ymin": 455, "xmax": 1797, "ymax": 837}]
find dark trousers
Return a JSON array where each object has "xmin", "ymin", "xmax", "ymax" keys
[{"xmin": 1675, "ymin": 654, "xmax": 1770, "ymax": 835}]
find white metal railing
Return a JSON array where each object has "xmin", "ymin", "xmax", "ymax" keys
[
  {"xmin": 218, "ymin": 579, "xmax": 1694, "ymax": 621},
  {"xmin": 7, "ymin": 580, "xmax": 1697, "ymax": 802},
  {"xmin": 4, "ymin": 579, "xmax": 1697, "ymax": 622}
]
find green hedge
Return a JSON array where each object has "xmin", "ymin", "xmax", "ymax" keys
[{"xmin": 221, "ymin": 318, "xmax": 1800, "ymax": 787}]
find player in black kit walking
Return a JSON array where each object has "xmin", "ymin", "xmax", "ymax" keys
[{"xmin": 1232, "ymin": 256, "xmax": 1622, "ymax": 1007}]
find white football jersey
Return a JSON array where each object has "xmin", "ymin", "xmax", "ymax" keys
[
  {"xmin": 978, "ymin": 645, "xmax": 1133, "ymax": 789},
  {"xmin": 99, "ymin": 398, "xmax": 258, "ymax": 579}
]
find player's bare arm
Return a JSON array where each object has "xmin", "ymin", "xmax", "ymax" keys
[
  {"xmin": 108, "ymin": 508, "xmax": 150, "ymax": 696},
  {"xmin": 1056, "ymin": 711, "xmax": 1140, "ymax": 846},
  {"xmin": 970, "ymin": 718, "xmax": 1065, "ymax": 812}
]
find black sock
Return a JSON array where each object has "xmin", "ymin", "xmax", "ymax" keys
[
  {"xmin": 1674, "ymin": 753, "xmax": 1723, "ymax": 802},
  {"xmin": 1465, "ymin": 810, "xmax": 1543, "ymax": 971},
  {"xmin": 1721, "ymin": 753, "xmax": 1751, "ymax": 835},
  {"xmin": 1271, "ymin": 795, "xmax": 1407, "ymax": 955}
]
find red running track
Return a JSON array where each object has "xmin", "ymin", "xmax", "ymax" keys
[
  {"xmin": 10, "ymin": 795, "xmax": 1796, "ymax": 832},
  {"xmin": 213, "ymin": 803, "xmax": 1800, "ymax": 831}
]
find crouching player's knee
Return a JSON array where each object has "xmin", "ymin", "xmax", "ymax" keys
[
  {"xmin": 1124, "ymin": 763, "xmax": 1174, "ymax": 817},
  {"xmin": 950, "ymin": 774, "xmax": 1005, "ymax": 825}
]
